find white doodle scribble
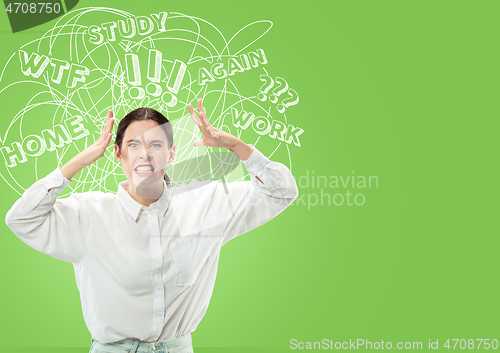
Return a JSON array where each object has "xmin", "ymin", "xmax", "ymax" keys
[{"xmin": 0, "ymin": 7, "xmax": 303, "ymax": 197}]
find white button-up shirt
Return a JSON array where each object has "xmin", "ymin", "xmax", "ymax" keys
[{"xmin": 5, "ymin": 144, "xmax": 298, "ymax": 344}]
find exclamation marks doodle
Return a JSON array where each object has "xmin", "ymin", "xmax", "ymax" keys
[
  {"xmin": 165, "ymin": 60, "xmax": 187, "ymax": 106},
  {"xmin": 146, "ymin": 49, "xmax": 162, "ymax": 97},
  {"xmin": 126, "ymin": 53, "xmax": 143, "ymax": 98},
  {"xmin": 257, "ymin": 74, "xmax": 299, "ymax": 113},
  {"xmin": 125, "ymin": 49, "xmax": 187, "ymax": 107}
]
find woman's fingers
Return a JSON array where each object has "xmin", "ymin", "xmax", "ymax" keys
[
  {"xmin": 197, "ymin": 99, "xmax": 211, "ymax": 129},
  {"xmin": 188, "ymin": 104, "xmax": 201, "ymax": 126},
  {"xmin": 107, "ymin": 117, "xmax": 114, "ymax": 136},
  {"xmin": 203, "ymin": 112, "xmax": 211, "ymax": 127},
  {"xmin": 106, "ymin": 110, "xmax": 114, "ymax": 131},
  {"xmin": 197, "ymin": 98, "xmax": 203, "ymax": 116},
  {"xmin": 197, "ymin": 98, "xmax": 211, "ymax": 127},
  {"xmin": 97, "ymin": 110, "xmax": 113, "ymax": 144},
  {"xmin": 190, "ymin": 101, "xmax": 212, "ymax": 139},
  {"xmin": 191, "ymin": 99, "xmax": 218, "ymax": 143},
  {"xmin": 103, "ymin": 132, "xmax": 112, "ymax": 148}
]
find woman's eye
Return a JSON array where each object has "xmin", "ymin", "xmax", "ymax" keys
[
  {"xmin": 129, "ymin": 143, "xmax": 139, "ymax": 148},
  {"xmin": 151, "ymin": 143, "xmax": 162, "ymax": 148}
]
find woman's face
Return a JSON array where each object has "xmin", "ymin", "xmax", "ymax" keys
[{"xmin": 115, "ymin": 120, "xmax": 175, "ymax": 193}]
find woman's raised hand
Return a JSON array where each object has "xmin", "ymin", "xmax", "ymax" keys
[
  {"xmin": 80, "ymin": 110, "xmax": 114, "ymax": 166},
  {"xmin": 189, "ymin": 99, "xmax": 240, "ymax": 149},
  {"xmin": 59, "ymin": 110, "xmax": 114, "ymax": 180}
]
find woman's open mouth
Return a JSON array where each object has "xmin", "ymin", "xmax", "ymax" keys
[{"xmin": 135, "ymin": 165, "xmax": 155, "ymax": 176}]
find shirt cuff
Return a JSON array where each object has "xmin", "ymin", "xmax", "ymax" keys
[
  {"xmin": 17, "ymin": 168, "xmax": 71, "ymax": 217},
  {"xmin": 240, "ymin": 144, "xmax": 269, "ymax": 175},
  {"xmin": 46, "ymin": 168, "xmax": 72, "ymax": 194}
]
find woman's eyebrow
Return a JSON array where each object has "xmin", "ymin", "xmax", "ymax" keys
[
  {"xmin": 148, "ymin": 139, "xmax": 164, "ymax": 144},
  {"xmin": 126, "ymin": 139, "xmax": 142, "ymax": 144}
]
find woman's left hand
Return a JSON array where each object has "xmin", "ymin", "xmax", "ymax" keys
[{"xmin": 189, "ymin": 98, "xmax": 241, "ymax": 149}]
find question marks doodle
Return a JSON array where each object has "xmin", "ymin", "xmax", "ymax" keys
[
  {"xmin": 269, "ymin": 77, "xmax": 288, "ymax": 103},
  {"xmin": 257, "ymin": 75, "xmax": 274, "ymax": 101},
  {"xmin": 278, "ymin": 89, "xmax": 299, "ymax": 114},
  {"xmin": 257, "ymin": 74, "xmax": 299, "ymax": 113}
]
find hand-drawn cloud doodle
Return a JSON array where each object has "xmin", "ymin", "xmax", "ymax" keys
[{"xmin": 0, "ymin": 7, "xmax": 303, "ymax": 196}]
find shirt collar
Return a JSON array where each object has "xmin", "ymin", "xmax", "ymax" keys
[{"xmin": 116, "ymin": 181, "xmax": 171, "ymax": 221}]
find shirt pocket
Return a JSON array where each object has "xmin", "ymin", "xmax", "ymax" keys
[{"xmin": 169, "ymin": 227, "xmax": 214, "ymax": 286}]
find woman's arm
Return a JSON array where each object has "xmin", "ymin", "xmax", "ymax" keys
[
  {"xmin": 5, "ymin": 110, "xmax": 115, "ymax": 263},
  {"xmin": 5, "ymin": 170, "xmax": 92, "ymax": 263},
  {"xmin": 188, "ymin": 99, "xmax": 299, "ymax": 245},
  {"xmin": 218, "ymin": 144, "xmax": 298, "ymax": 245}
]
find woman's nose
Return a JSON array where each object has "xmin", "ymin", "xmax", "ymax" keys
[
  {"xmin": 139, "ymin": 134, "xmax": 151, "ymax": 159},
  {"xmin": 140, "ymin": 144, "xmax": 151, "ymax": 159}
]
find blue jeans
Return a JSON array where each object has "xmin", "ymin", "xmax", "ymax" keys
[{"xmin": 89, "ymin": 333, "xmax": 193, "ymax": 353}]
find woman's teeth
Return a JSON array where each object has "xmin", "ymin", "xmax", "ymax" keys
[{"xmin": 136, "ymin": 166, "xmax": 154, "ymax": 172}]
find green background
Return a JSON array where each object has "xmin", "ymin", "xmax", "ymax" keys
[{"xmin": 0, "ymin": 0, "xmax": 498, "ymax": 352}]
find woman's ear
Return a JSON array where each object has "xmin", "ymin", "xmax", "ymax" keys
[
  {"xmin": 114, "ymin": 144, "xmax": 121, "ymax": 162},
  {"xmin": 167, "ymin": 144, "xmax": 176, "ymax": 164}
]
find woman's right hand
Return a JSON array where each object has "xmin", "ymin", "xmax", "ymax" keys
[
  {"xmin": 77, "ymin": 110, "xmax": 114, "ymax": 166},
  {"xmin": 59, "ymin": 110, "xmax": 114, "ymax": 180}
]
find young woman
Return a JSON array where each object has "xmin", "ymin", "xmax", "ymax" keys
[{"xmin": 5, "ymin": 99, "xmax": 298, "ymax": 353}]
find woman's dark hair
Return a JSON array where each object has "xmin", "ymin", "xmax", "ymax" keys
[{"xmin": 114, "ymin": 107, "xmax": 174, "ymax": 186}]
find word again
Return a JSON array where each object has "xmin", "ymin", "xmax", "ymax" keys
[
  {"xmin": 258, "ymin": 75, "xmax": 299, "ymax": 113},
  {"xmin": 125, "ymin": 49, "xmax": 187, "ymax": 107},
  {"xmin": 87, "ymin": 12, "xmax": 168, "ymax": 45},
  {"xmin": 198, "ymin": 49, "xmax": 268, "ymax": 85},
  {"xmin": 228, "ymin": 107, "xmax": 303, "ymax": 147},
  {"xmin": 18, "ymin": 50, "xmax": 90, "ymax": 88},
  {"xmin": 1, "ymin": 116, "xmax": 90, "ymax": 168}
]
